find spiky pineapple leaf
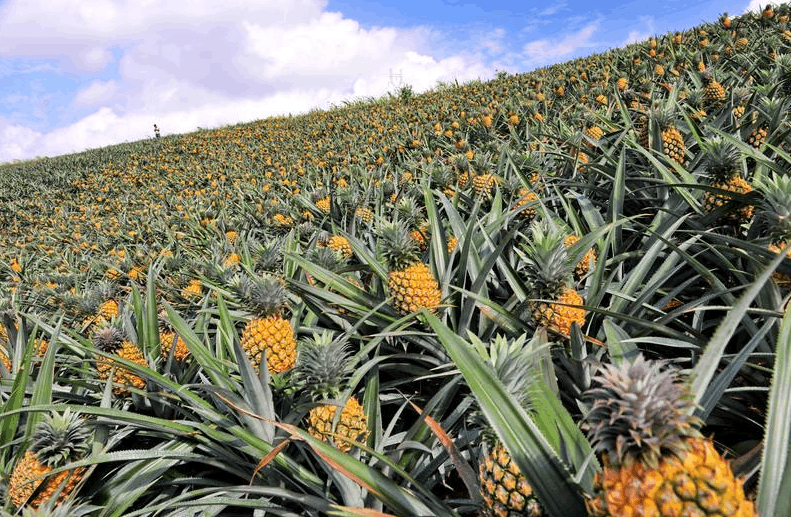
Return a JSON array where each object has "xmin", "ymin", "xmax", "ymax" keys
[
  {"xmin": 424, "ymin": 313, "xmax": 587, "ymax": 516},
  {"xmin": 690, "ymin": 241, "xmax": 791, "ymax": 413},
  {"xmin": 756, "ymin": 297, "xmax": 791, "ymax": 517}
]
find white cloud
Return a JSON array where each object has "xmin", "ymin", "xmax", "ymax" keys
[
  {"xmin": 538, "ymin": 3, "xmax": 569, "ymax": 16},
  {"xmin": 0, "ymin": 0, "xmax": 496, "ymax": 161},
  {"xmin": 73, "ymin": 80, "xmax": 119, "ymax": 106},
  {"xmin": 0, "ymin": 0, "xmax": 495, "ymax": 162},
  {"xmin": 76, "ymin": 47, "xmax": 114, "ymax": 71},
  {"xmin": 744, "ymin": 0, "xmax": 776, "ymax": 13},
  {"xmin": 521, "ymin": 21, "xmax": 600, "ymax": 66},
  {"xmin": 0, "ymin": 121, "xmax": 43, "ymax": 163},
  {"xmin": 622, "ymin": 16, "xmax": 655, "ymax": 46}
]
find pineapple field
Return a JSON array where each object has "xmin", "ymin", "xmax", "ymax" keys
[{"xmin": 2, "ymin": 4, "xmax": 791, "ymax": 517}]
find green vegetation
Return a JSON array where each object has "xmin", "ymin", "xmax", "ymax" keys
[{"xmin": 1, "ymin": 5, "xmax": 790, "ymax": 516}]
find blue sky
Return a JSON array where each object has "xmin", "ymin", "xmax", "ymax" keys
[{"xmin": 0, "ymin": 0, "xmax": 763, "ymax": 163}]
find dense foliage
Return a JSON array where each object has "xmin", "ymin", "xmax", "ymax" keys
[{"xmin": 1, "ymin": 5, "xmax": 790, "ymax": 517}]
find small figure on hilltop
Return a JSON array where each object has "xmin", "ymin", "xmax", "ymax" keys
[{"xmin": 154, "ymin": 124, "xmax": 160, "ymax": 139}]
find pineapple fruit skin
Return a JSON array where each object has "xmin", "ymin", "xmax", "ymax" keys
[
  {"xmin": 702, "ymin": 177, "xmax": 755, "ymax": 223},
  {"xmin": 479, "ymin": 442, "xmax": 544, "ymax": 517},
  {"xmin": 240, "ymin": 315, "xmax": 296, "ymax": 374},
  {"xmin": 530, "ymin": 287, "xmax": 585, "ymax": 337},
  {"xmin": 96, "ymin": 340, "xmax": 148, "ymax": 396},
  {"xmin": 307, "ymin": 396, "xmax": 369, "ymax": 453},
  {"xmin": 587, "ymin": 438, "xmax": 755, "ymax": 517},
  {"xmin": 387, "ymin": 262, "xmax": 442, "ymax": 315},
  {"xmin": 159, "ymin": 331, "xmax": 190, "ymax": 361},
  {"xmin": 8, "ymin": 451, "xmax": 86, "ymax": 509}
]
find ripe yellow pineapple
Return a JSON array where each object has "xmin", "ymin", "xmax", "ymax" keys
[
  {"xmin": 355, "ymin": 206, "xmax": 374, "ymax": 224},
  {"xmin": 296, "ymin": 331, "xmax": 369, "ymax": 453},
  {"xmin": 93, "ymin": 326, "xmax": 148, "ymax": 397},
  {"xmin": 702, "ymin": 70, "xmax": 726, "ymax": 105},
  {"xmin": 159, "ymin": 310, "xmax": 189, "ymax": 361},
  {"xmin": 181, "ymin": 278, "xmax": 203, "ymax": 299},
  {"xmin": 7, "ymin": 410, "xmax": 91, "ymax": 509},
  {"xmin": 654, "ymin": 109, "xmax": 686, "ymax": 166},
  {"xmin": 379, "ymin": 220, "xmax": 442, "ymax": 316},
  {"xmin": 315, "ymin": 196, "xmax": 331, "ymax": 214},
  {"xmin": 475, "ymin": 335, "xmax": 545, "ymax": 517},
  {"xmin": 564, "ymin": 234, "xmax": 597, "ymax": 281},
  {"xmin": 473, "ymin": 173, "xmax": 501, "ymax": 199},
  {"xmin": 522, "ymin": 220, "xmax": 586, "ymax": 338},
  {"xmin": 234, "ymin": 273, "xmax": 296, "ymax": 375},
  {"xmin": 325, "ymin": 235, "xmax": 354, "ymax": 261},
  {"xmin": 583, "ymin": 354, "xmax": 756, "ymax": 517},
  {"xmin": 700, "ymin": 137, "xmax": 754, "ymax": 224}
]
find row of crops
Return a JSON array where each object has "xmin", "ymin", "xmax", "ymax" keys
[{"xmin": 1, "ymin": 4, "xmax": 790, "ymax": 517}]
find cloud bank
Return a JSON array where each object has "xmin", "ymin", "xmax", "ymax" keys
[{"xmin": 0, "ymin": 0, "xmax": 493, "ymax": 162}]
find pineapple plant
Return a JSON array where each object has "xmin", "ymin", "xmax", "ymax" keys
[
  {"xmin": 93, "ymin": 326, "xmax": 148, "ymax": 397},
  {"xmin": 378, "ymin": 220, "xmax": 442, "ymax": 316},
  {"xmin": 521, "ymin": 220, "xmax": 586, "ymax": 338},
  {"xmin": 583, "ymin": 354, "xmax": 756, "ymax": 517},
  {"xmin": 234, "ymin": 273, "xmax": 296, "ymax": 375},
  {"xmin": 700, "ymin": 136, "xmax": 754, "ymax": 224},
  {"xmin": 7, "ymin": 410, "xmax": 92, "ymax": 509},
  {"xmin": 756, "ymin": 173, "xmax": 791, "ymax": 288},
  {"xmin": 475, "ymin": 335, "xmax": 545, "ymax": 517},
  {"xmin": 295, "ymin": 331, "xmax": 369, "ymax": 453}
]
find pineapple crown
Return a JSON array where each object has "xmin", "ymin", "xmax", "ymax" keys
[
  {"xmin": 756, "ymin": 172, "xmax": 791, "ymax": 242},
  {"xmin": 308, "ymin": 246, "xmax": 346, "ymax": 272},
  {"xmin": 469, "ymin": 334, "xmax": 538, "ymax": 446},
  {"xmin": 233, "ymin": 273, "xmax": 288, "ymax": 317},
  {"xmin": 378, "ymin": 219, "xmax": 420, "ymax": 271},
  {"xmin": 522, "ymin": 219, "xmax": 574, "ymax": 297},
  {"xmin": 248, "ymin": 236, "xmax": 283, "ymax": 274},
  {"xmin": 93, "ymin": 280, "xmax": 117, "ymax": 302},
  {"xmin": 30, "ymin": 410, "xmax": 92, "ymax": 466},
  {"xmin": 394, "ymin": 197, "xmax": 424, "ymax": 227},
  {"xmin": 92, "ymin": 326, "xmax": 127, "ymax": 353},
  {"xmin": 583, "ymin": 354, "xmax": 702, "ymax": 468},
  {"xmin": 294, "ymin": 331, "xmax": 355, "ymax": 400},
  {"xmin": 701, "ymin": 136, "xmax": 741, "ymax": 182},
  {"xmin": 157, "ymin": 309, "xmax": 174, "ymax": 334}
]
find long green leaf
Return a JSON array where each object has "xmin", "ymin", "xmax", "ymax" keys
[
  {"xmin": 424, "ymin": 313, "xmax": 587, "ymax": 516},
  {"xmin": 757, "ymin": 300, "xmax": 791, "ymax": 517},
  {"xmin": 691, "ymin": 242, "xmax": 791, "ymax": 410}
]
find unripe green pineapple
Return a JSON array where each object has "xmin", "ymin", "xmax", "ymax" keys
[
  {"xmin": 378, "ymin": 220, "xmax": 441, "ymax": 316},
  {"xmin": 522, "ymin": 220, "xmax": 586, "ymax": 338},
  {"xmin": 7, "ymin": 410, "xmax": 92, "ymax": 509},
  {"xmin": 93, "ymin": 326, "xmax": 147, "ymax": 397},
  {"xmin": 583, "ymin": 354, "xmax": 756, "ymax": 517},
  {"xmin": 473, "ymin": 335, "xmax": 545, "ymax": 517},
  {"xmin": 234, "ymin": 273, "xmax": 296, "ymax": 375},
  {"xmin": 295, "ymin": 331, "xmax": 369, "ymax": 453},
  {"xmin": 700, "ymin": 137, "xmax": 754, "ymax": 223}
]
